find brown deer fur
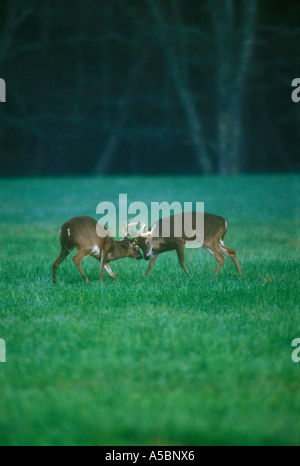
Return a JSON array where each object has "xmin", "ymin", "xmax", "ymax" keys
[
  {"xmin": 53, "ymin": 216, "xmax": 142, "ymax": 284},
  {"xmin": 132, "ymin": 213, "xmax": 242, "ymax": 278}
]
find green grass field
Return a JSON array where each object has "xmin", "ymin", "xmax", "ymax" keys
[{"xmin": 0, "ymin": 174, "xmax": 299, "ymax": 446}]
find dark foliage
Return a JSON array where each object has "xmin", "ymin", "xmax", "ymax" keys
[{"xmin": 0, "ymin": 0, "xmax": 299, "ymax": 176}]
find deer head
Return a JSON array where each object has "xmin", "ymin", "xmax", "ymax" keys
[{"xmin": 123, "ymin": 220, "xmax": 156, "ymax": 260}]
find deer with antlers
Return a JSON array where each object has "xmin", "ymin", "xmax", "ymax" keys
[
  {"xmin": 52, "ymin": 217, "xmax": 142, "ymax": 285},
  {"xmin": 124, "ymin": 213, "xmax": 242, "ymax": 278}
]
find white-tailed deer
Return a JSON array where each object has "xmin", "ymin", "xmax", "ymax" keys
[
  {"xmin": 124, "ymin": 213, "xmax": 242, "ymax": 278},
  {"xmin": 53, "ymin": 216, "xmax": 142, "ymax": 284}
]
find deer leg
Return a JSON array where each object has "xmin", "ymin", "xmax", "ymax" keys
[
  {"xmin": 219, "ymin": 243, "xmax": 242, "ymax": 277},
  {"xmin": 100, "ymin": 250, "xmax": 110, "ymax": 284},
  {"xmin": 91, "ymin": 255, "xmax": 118, "ymax": 281},
  {"xmin": 52, "ymin": 247, "xmax": 71, "ymax": 284},
  {"xmin": 72, "ymin": 249, "xmax": 92, "ymax": 284},
  {"xmin": 205, "ymin": 246, "xmax": 225, "ymax": 277},
  {"xmin": 176, "ymin": 245, "xmax": 190, "ymax": 277},
  {"xmin": 213, "ymin": 249, "xmax": 225, "ymax": 277},
  {"xmin": 104, "ymin": 264, "xmax": 118, "ymax": 281},
  {"xmin": 145, "ymin": 252, "xmax": 159, "ymax": 277}
]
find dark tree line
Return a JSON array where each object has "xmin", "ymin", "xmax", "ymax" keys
[{"xmin": 0, "ymin": 0, "xmax": 299, "ymax": 176}]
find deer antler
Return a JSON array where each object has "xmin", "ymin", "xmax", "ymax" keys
[
  {"xmin": 122, "ymin": 217, "xmax": 139, "ymax": 238},
  {"xmin": 129, "ymin": 222, "xmax": 157, "ymax": 238}
]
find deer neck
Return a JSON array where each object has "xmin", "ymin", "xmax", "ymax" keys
[{"xmin": 106, "ymin": 241, "xmax": 123, "ymax": 262}]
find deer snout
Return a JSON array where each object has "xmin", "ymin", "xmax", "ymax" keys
[
  {"xmin": 142, "ymin": 246, "xmax": 153, "ymax": 260},
  {"xmin": 146, "ymin": 246, "xmax": 153, "ymax": 258}
]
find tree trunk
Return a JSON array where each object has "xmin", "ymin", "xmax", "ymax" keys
[
  {"xmin": 94, "ymin": 51, "xmax": 148, "ymax": 175},
  {"xmin": 146, "ymin": 0, "xmax": 213, "ymax": 174},
  {"xmin": 212, "ymin": 0, "xmax": 257, "ymax": 174}
]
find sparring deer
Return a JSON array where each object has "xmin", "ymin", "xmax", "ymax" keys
[
  {"xmin": 124, "ymin": 213, "xmax": 242, "ymax": 278},
  {"xmin": 52, "ymin": 216, "xmax": 142, "ymax": 285}
]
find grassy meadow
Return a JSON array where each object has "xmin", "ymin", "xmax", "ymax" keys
[{"xmin": 0, "ymin": 174, "xmax": 299, "ymax": 446}]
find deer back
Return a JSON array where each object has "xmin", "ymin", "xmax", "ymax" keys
[{"xmin": 60, "ymin": 216, "xmax": 110, "ymax": 252}]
